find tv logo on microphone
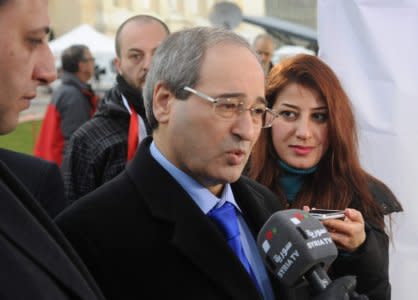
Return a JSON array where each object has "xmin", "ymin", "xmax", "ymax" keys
[{"xmin": 257, "ymin": 209, "xmax": 338, "ymax": 286}]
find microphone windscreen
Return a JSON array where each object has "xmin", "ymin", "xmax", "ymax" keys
[{"xmin": 257, "ymin": 209, "xmax": 338, "ymax": 287}]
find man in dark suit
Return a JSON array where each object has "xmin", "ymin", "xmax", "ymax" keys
[
  {"xmin": 0, "ymin": 0, "xmax": 104, "ymax": 299},
  {"xmin": 0, "ymin": 148, "xmax": 67, "ymax": 217},
  {"xmin": 56, "ymin": 27, "xmax": 281, "ymax": 299}
]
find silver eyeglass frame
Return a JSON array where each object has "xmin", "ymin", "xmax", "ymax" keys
[{"xmin": 183, "ymin": 86, "xmax": 278, "ymax": 128}]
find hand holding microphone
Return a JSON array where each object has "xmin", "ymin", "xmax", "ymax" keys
[
  {"xmin": 257, "ymin": 209, "xmax": 368, "ymax": 299},
  {"xmin": 311, "ymin": 276, "xmax": 368, "ymax": 300}
]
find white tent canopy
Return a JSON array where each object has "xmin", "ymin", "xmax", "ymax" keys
[
  {"xmin": 49, "ymin": 24, "xmax": 115, "ymax": 56},
  {"xmin": 49, "ymin": 24, "xmax": 117, "ymax": 91}
]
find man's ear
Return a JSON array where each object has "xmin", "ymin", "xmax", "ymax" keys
[
  {"xmin": 153, "ymin": 81, "xmax": 175, "ymax": 124},
  {"xmin": 114, "ymin": 57, "xmax": 122, "ymax": 75}
]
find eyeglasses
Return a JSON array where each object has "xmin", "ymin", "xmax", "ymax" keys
[{"xmin": 183, "ymin": 86, "xmax": 279, "ymax": 128}]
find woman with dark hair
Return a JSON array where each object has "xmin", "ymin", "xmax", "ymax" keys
[{"xmin": 249, "ymin": 54, "xmax": 402, "ymax": 300}]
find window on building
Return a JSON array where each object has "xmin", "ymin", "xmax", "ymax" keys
[
  {"xmin": 142, "ymin": 0, "xmax": 151, "ymax": 9},
  {"xmin": 189, "ymin": 1, "xmax": 199, "ymax": 14},
  {"xmin": 169, "ymin": 0, "xmax": 178, "ymax": 12}
]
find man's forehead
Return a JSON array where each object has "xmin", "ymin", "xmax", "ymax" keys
[
  {"xmin": 0, "ymin": 0, "xmax": 50, "ymax": 31},
  {"xmin": 122, "ymin": 20, "xmax": 167, "ymax": 37},
  {"xmin": 120, "ymin": 21, "xmax": 167, "ymax": 49},
  {"xmin": 198, "ymin": 44, "xmax": 265, "ymax": 98},
  {"xmin": 203, "ymin": 42, "xmax": 261, "ymax": 69},
  {"xmin": 255, "ymin": 39, "xmax": 274, "ymax": 49},
  {"xmin": 205, "ymin": 42, "xmax": 252, "ymax": 56},
  {"xmin": 0, "ymin": 0, "xmax": 21, "ymax": 15}
]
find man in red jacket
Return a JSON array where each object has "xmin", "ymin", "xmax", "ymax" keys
[{"xmin": 35, "ymin": 44, "xmax": 97, "ymax": 165}]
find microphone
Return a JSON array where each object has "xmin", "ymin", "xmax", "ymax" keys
[{"xmin": 257, "ymin": 209, "xmax": 338, "ymax": 293}]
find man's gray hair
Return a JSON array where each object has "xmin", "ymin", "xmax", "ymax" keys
[{"xmin": 143, "ymin": 26, "xmax": 259, "ymax": 131}]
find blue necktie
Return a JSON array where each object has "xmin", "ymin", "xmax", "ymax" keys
[{"xmin": 208, "ymin": 201, "xmax": 261, "ymax": 292}]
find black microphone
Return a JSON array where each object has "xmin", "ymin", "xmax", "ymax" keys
[{"xmin": 257, "ymin": 209, "xmax": 338, "ymax": 293}]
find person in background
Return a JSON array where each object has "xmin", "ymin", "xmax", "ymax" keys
[
  {"xmin": 253, "ymin": 33, "xmax": 275, "ymax": 76},
  {"xmin": 61, "ymin": 15, "xmax": 169, "ymax": 202},
  {"xmin": 248, "ymin": 54, "xmax": 403, "ymax": 300},
  {"xmin": 0, "ymin": 0, "xmax": 105, "ymax": 299},
  {"xmin": 34, "ymin": 44, "xmax": 97, "ymax": 166}
]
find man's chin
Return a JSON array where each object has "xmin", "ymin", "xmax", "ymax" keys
[
  {"xmin": 216, "ymin": 169, "xmax": 243, "ymax": 184},
  {"xmin": 0, "ymin": 117, "xmax": 19, "ymax": 135},
  {"xmin": 132, "ymin": 82, "xmax": 143, "ymax": 91}
]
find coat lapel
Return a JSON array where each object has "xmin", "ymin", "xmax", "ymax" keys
[
  {"xmin": 0, "ymin": 160, "xmax": 100, "ymax": 300},
  {"xmin": 231, "ymin": 178, "xmax": 277, "ymax": 235},
  {"xmin": 126, "ymin": 138, "xmax": 262, "ymax": 300},
  {"xmin": 233, "ymin": 177, "xmax": 284, "ymax": 297},
  {"xmin": 170, "ymin": 198, "xmax": 262, "ymax": 300}
]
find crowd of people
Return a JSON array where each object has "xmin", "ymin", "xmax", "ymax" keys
[{"xmin": 0, "ymin": 0, "xmax": 402, "ymax": 299}]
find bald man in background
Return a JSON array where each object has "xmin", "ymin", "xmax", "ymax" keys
[
  {"xmin": 62, "ymin": 15, "xmax": 169, "ymax": 202},
  {"xmin": 253, "ymin": 33, "xmax": 275, "ymax": 75}
]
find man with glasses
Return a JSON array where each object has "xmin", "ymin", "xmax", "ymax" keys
[
  {"xmin": 35, "ymin": 44, "xmax": 97, "ymax": 165},
  {"xmin": 56, "ymin": 26, "xmax": 282, "ymax": 300}
]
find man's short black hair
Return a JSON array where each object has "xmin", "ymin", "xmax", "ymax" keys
[{"xmin": 61, "ymin": 44, "xmax": 88, "ymax": 73}]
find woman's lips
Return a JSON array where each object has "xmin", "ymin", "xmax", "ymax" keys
[{"xmin": 290, "ymin": 145, "xmax": 314, "ymax": 155}]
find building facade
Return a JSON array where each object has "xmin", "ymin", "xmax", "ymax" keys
[
  {"xmin": 265, "ymin": 0, "xmax": 317, "ymax": 30},
  {"xmin": 48, "ymin": 0, "xmax": 269, "ymax": 43}
]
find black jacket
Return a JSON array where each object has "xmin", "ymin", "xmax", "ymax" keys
[
  {"xmin": 0, "ymin": 148, "xmax": 66, "ymax": 217},
  {"xmin": 0, "ymin": 149, "xmax": 104, "ymax": 300},
  {"xmin": 62, "ymin": 84, "xmax": 139, "ymax": 202},
  {"xmin": 56, "ymin": 137, "xmax": 285, "ymax": 300},
  {"xmin": 330, "ymin": 180, "xmax": 401, "ymax": 300}
]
